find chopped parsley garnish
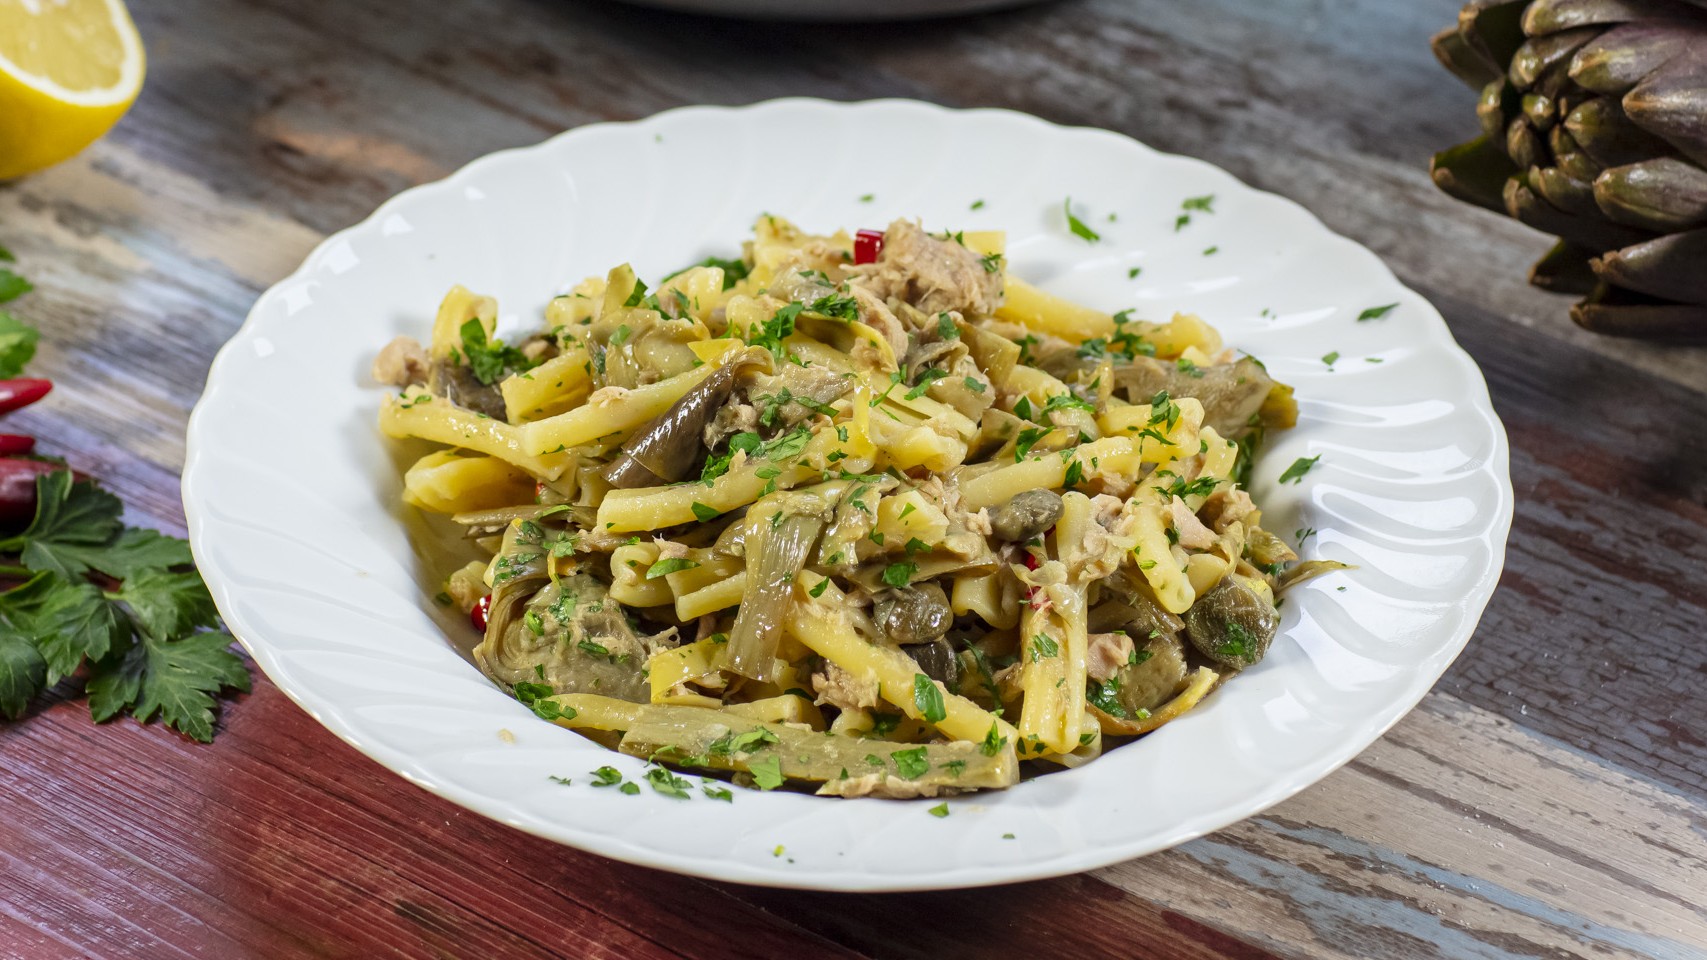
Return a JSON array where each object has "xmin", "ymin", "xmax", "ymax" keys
[
  {"xmin": 1063, "ymin": 197, "xmax": 1101, "ymax": 242},
  {"xmin": 1203, "ymin": 246, "xmax": 1219, "ymax": 256},
  {"xmin": 702, "ymin": 781, "xmax": 734, "ymax": 802},
  {"xmin": 1175, "ymin": 358, "xmax": 1205, "ymax": 378},
  {"xmin": 1161, "ymin": 472, "xmax": 1219, "ymax": 500},
  {"xmin": 691, "ymin": 501, "xmax": 721, "ymax": 522},
  {"xmin": 1357, "ymin": 303, "xmax": 1399, "ymax": 321},
  {"xmin": 913, "ymin": 674, "xmax": 947, "ymax": 724},
  {"xmin": 455, "ymin": 318, "xmax": 534, "ymax": 385},
  {"xmin": 748, "ymin": 754, "xmax": 785, "ymax": 790},
  {"xmin": 1217, "ymin": 621, "xmax": 1256, "ymax": 661},
  {"xmin": 979, "ymin": 251, "xmax": 1004, "ymax": 273},
  {"xmin": 980, "ymin": 722, "xmax": 1008, "ymax": 757},
  {"xmin": 1013, "ymin": 426, "xmax": 1051, "ymax": 461},
  {"xmin": 937, "ymin": 313, "xmax": 959, "ymax": 340},
  {"xmin": 904, "ymin": 537, "xmax": 930, "ymax": 555},
  {"xmin": 928, "ymin": 802, "xmax": 950, "ymax": 818},
  {"xmin": 859, "ymin": 193, "xmax": 875, "ymax": 202},
  {"xmin": 645, "ymin": 766, "xmax": 693, "ymax": 799},
  {"xmin": 577, "ymin": 639, "xmax": 610, "ymax": 657},
  {"xmin": 1278, "ymin": 455, "xmax": 1321, "ymax": 484},
  {"xmin": 1040, "ymin": 392, "xmax": 1094, "ymax": 415},
  {"xmin": 1029, "ymin": 633, "xmax": 1060, "ymax": 662},
  {"xmin": 905, "ymin": 368, "xmax": 949, "ymax": 400},
  {"xmin": 590, "ymin": 766, "xmax": 624, "ymax": 787},
  {"xmin": 963, "ymin": 376, "xmax": 987, "ymax": 394},
  {"xmin": 807, "ymin": 293, "xmax": 860, "ymax": 321},
  {"xmin": 622, "ymin": 278, "xmax": 648, "ymax": 307},
  {"xmin": 1063, "ymin": 459, "xmax": 1085, "ymax": 488},
  {"xmin": 645, "ymin": 557, "xmax": 699, "ymax": 579},
  {"xmin": 1322, "ymin": 351, "xmax": 1340, "ymax": 368},
  {"xmin": 881, "ymin": 561, "xmax": 917, "ymax": 588},
  {"xmin": 970, "ymin": 199, "xmax": 985, "ymax": 210},
  {"xmin": 1128, "ymin": 266, "xmax": 1142, "ymax": 279},
  {"xmin": 891, "ymin": 746, "xmax": 930, "ymax": 779},
  {"xmin": 751, "ymin": 302, "xmax": 802, "ymax": 359},
  {"xmin": 808, "ymin": 577, "xmax": 830, "ymax": 598},
  {"xmin": 1176, "ymin": 194, "xmax": 1215, "ymax": 231},
  {"xmin": 1087, "ymin": 676, "xmax": 1127, "ymax": 718}
]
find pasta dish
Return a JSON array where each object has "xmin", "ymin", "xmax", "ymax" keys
[{"xmin": 372, "ymin": 217, "xmax": 1330, "ymax": 798}]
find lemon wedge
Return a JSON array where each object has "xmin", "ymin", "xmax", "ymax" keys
[{"xmin": 0, "ymin": 0, "xmax": 145, "ymax": 180}]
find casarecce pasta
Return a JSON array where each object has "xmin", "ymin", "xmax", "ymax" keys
[{"xmin": 372, "ymin": 215, "xmax": 1339, "ymax": 798}]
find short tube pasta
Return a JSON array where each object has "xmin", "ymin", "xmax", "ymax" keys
[{"xmin": 376, "ymin": 214, "xmax": 1313, "ymax": 800}]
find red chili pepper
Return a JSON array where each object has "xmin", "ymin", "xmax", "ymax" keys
[
  {"xmin": 470, "ymin": 594, "xmax": 492, "ymax": 632},
  {"xmin": 0, "ymin": 435, "xmax": 34, "ymax": 456},
  {"xmin": 535, "ymin": 481, "xmax": 548, "ymax": 503},
  {"xmin": 853, "ymin": 229, "xmax": 884, "ymax": 265},
  {"xmin": 0, "ymin": 379, "xmax": 52, "ymax": 415},
  {"xmin": 0, "ymin": 458, "xmax": 71, "ymax": 528}
]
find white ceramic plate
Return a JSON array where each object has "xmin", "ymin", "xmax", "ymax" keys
[{"xmin": 184, "ymin": 99, "xmax": 1512, "ymax": 892}]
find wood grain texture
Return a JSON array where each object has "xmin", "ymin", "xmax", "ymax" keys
[{"xmin": 1, "ymin": 0, "xmax": 1704, "ymax": 957}]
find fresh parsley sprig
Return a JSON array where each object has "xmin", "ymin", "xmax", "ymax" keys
[{"xmin": 0, "ymin": 471, "xmax": 249, "ymax": 741}]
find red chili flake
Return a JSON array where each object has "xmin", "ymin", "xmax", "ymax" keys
[
  {"xmin": 471, "ymin": 594, "xmax": 492, "ymax": 632},
  {"xmin": 854, "ymin": 229, "xmax": 885, "ymax": 265}
]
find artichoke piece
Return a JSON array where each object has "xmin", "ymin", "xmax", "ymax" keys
[
  {"xmin": 1435, "ymin": 24, "xmax": 1507, "ymax": 87},
  {"xmin": 1509, "ymin": 26, "xmax": 1599, "ymax": 89},
  {"xmin": 1089, "ymin": 632, "xmax": 1190, "ymax": 721},
  {"xmin": 475, "ymin": 573, "xmax": 653, "ymax": 703},
  {"xmin": 1110, "ymin": 356, "xmax": 1277, "ymax": 440},
  {"xmin": 602, "ymin": 350, "xmax": 765, "ymax": 488},
  {"xmin": 725, "ymin": 513, "xmax": 824, "ymax": 682},
  {"xmin": 1571, "ymin": 21, "xmax": 1707, "ymax": 95},
  {"xmin": 603, "ymin": 703, "xmax": 1019, "ymax": 795},
  {"xmin": 1594, "ymin": 226, "xmax": 1707, "ymax": 302},
  {"xmin": 1522, "ymin": 0, "xmax": 1705, "ymax": 36},
  {"xmin": 1183, "ymin": 576, "xmax": 1280, "ymax": 671},
  {"xmin": 1458, "ymin": 0, "xmax": 1531, "ymax": 77},
  {"xmin": 1565, "ymin": 96, "xmax": 1676, "ymax": 168},
  {"xmin": 1534, "ymin": 164, "xmax": 1603, "ymax": 216},
  {"xmin": 1529, "ymin": 240, "xmax": 1602, "ymax": 294},
  {"xmin": 1504, "ymin": 175, "xmax": 1655, "ymax": 250},
  {"xmin": 1594, "ymin": 157, "xmax": 1707, "ymax": 231},
  {"xmin": 1625, "ymin": 63, "xmax": 1707, "ymax": 168},
  {"xmin": 1431, "ymin": 135, "xmax": 1521, "ymax": 212}
]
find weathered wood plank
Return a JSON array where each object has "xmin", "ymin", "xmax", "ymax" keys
[
  {"xmin": 0, "ymin": 685, "xmax": 859, "ymax": 960},
  {"xmin": 1, "ymin": 0, "xmax": 1704, "ymax": 957},
  {"xmin": 1098, "ymin": 693, "xmax": 1707, "ymax": 959}
]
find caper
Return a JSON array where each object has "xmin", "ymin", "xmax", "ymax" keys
[
  {"xmin": 988, "ymin": 489, "xmax": 1064, "ymax": 542},
  {"xmin": 1183, "ymin": 576, "xmax": 1279, "ymax": 669}
]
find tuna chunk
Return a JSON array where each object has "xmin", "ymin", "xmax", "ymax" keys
[{"xmin": 855, "ymin": 220, "xmax": 1004, "ymax": 317}]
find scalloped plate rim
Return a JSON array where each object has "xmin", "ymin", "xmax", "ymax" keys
[{"xmin": 183, "ymin": 98, "xmax": 1514, "ymax": 892}]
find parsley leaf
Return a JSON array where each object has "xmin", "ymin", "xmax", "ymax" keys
[
  {"xmin": 1013, "ymin": 426, "xmax": 1051, "ymax": 461},
  {"xmin": 1357, "ymin": 303, "xmax": 1399, "ymax": 321},
  {"xmin": 646, "ymin": 557, "xmax": 700, "ymax": 580},
  {"xmin": 748, "ymin": 754, "xmax": 785, "ymax": 790},
  {"xmin": 1029, "ymin": 633, "xmax": 1060, "ymax": 662},
  {"xmin": 913, "ymin": 673, "xmax": 946, "ymax": 724},
  {"xmin": 891, "ymin": 746, "xmax": 929, "ymax": 779},
  {"xmin": 0, "ymin": 311, "xmax": 38, "ymax": 379},
  {"xmin": 87, "ymin": 629, "xmax": 251, "ymax": 743},
  {"xmin": 645, "ymin": 766, "xmax": 693, "ymax": 799},
  {"xmin": 1278, "ymin": 455, "xmax": 1321, "ymax": 484},
  {"xmin": 35, "ymin": 578, "xmax": 121, "ymax": 684},
  {"xmin": 10, "ymin": 472, "xmax": 124, "ymax": 579},
  {"xmin": 1063, "ymin": 197, "xmax": 1101, "ymax": 243},
  {"xmin": 691, "ymin": 502, "xmax": 721, "ymax": 522},
  {"xmin": 928, "ymin": 802, "xmax": 950, "ymax": 818},
  {"xmin": 590, "ymin": 766, "xmax": 624, "ymax": 787},
  {"xmin": 0, "ymin": 269, "xmax": 33, "ymax": 303},
  {"xmin": 457, "ymin": 319, "xmax": 533, "ymax": 385},
  {"xmin": 881, "ymin": 561, "xmax": 916, "ymax": 588}
]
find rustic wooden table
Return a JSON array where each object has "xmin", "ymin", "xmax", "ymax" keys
[{"xmin": 3, "ymin": 0, "xmax": 1704, "ymax": 957}]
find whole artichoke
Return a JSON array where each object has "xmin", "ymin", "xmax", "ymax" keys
[{"xmin": 1431, "ymin": 0, "xmax": 1707, "ymax": 340}]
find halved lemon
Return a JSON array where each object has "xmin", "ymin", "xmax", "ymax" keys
[{"xmin": 0, "ymin": 0, "xmax": 145, "ymax": 180}]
